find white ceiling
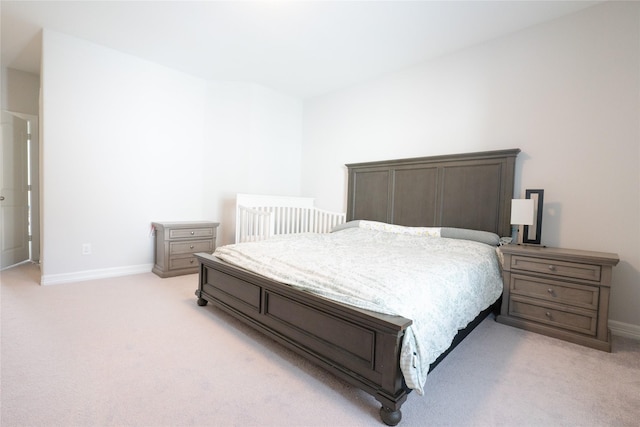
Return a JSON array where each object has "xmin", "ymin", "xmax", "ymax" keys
[{"xmin": 1, "ymin": 1, "xmax": 600, "ymax": 99}]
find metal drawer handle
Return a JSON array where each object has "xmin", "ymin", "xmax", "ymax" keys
[
  {"xmin": 190, "ymin": 245, "xmax": 195, "ymax": 249},
  {"xmin": 190, "ymin": 259, "xmax": 195, "ymax": 264},
  {"xmin": 190, "ymin": 231, "xmax": 195, "ymax": 235},
  {"xmin": 547, "ymin": 288, "xmax": 554, "ymax": 295},
  {"xmin": 545, "ymin": 311, "xmax": 552, "ymax": 318},
  {"xmin": 548, "ymin": 265, "xmax": 556, "ymax": 271}
]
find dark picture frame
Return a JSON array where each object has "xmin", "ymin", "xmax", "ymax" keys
[{"xmin": 523, "ymin": 189, "xmax": 544, "ymax": 245}]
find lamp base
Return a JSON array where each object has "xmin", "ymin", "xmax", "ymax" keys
[{"xmin": 516, "ymin": 226, "xmax": 546, "ymax": 247}]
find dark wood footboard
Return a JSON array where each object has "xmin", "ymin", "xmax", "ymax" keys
[
  {"xmin": 194, "ymin": 252, "xmax": 413, "ymax": 425},
  {"xmin": 195, "ymin": 251, "xmax": 501, "ymax": 425}
]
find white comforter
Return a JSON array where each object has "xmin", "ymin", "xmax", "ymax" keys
[{"xmin": 214, "ymin": 224, "xmax": 502, "ymax": 395}]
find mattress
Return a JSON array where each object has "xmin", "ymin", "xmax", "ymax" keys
[{"xmin": 214, "ymin": 221, "xmax": 503, "ymax": 395}]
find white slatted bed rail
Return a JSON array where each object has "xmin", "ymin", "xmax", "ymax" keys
[{"xmin": 235, "ymin": 193, "xmax": 346, "ymax": 243}]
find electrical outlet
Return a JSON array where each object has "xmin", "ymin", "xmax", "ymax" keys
[{"xmin": 82, "ymin": 243, "xmax": 92, "ymax": 255}]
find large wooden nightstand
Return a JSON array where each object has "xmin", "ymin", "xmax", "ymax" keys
[
  {"xmin": 152, "ymin": 221, "xmax": 219, "ymax": 278},
  {"xmin": 496, "ymin": 244, "xmax": 619, "ymax": 352}
]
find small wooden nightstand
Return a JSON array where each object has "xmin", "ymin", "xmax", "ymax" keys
[
  {"xmin": 152, "ymin": 221, "xmax": 219, "ymax": 278},
  {"xmin": 496, "ymin": 244, "xmax": 619, "ymax": 351}
]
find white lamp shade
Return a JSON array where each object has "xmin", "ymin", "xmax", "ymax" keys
[{"xmin": 511, "ymin": 199, "xmax": 535, "ymax": 225}]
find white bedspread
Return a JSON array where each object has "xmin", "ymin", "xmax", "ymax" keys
[{"xmin": 214, "ymin": 225, "xmax": 502, "ymax": 395}]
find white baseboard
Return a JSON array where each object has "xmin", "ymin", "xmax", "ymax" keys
[
  {"xmin": 41, "ymin": 263, "xmax": 154, "ymax": 285},
  {"xmin": 609, "ymin": 320, "xmax": 640, "ymax": 341}
]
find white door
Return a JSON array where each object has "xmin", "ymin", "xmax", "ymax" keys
[{"xmin": 1, "ymin": 111, "xmax": 30, "ymax": 269}]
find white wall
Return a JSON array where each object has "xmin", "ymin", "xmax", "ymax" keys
[
  {"xmin": 40, "ymin": 30, "xmax": 302, "ymax": 284},
  {"xmin": 302, "ymin": 2, "xmax": 640, "ymax": 330},
  {"xmin": 202, "ymin": 82, "xmax": 302, "ymax": 244}
]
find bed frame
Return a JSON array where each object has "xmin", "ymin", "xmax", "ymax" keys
[{"xmin": 195, "ymin": 149, "xmax": 520, "ymax": 425}]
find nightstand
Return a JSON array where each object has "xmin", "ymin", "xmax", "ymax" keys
[
  {"xmin": 152, "ymin": 221, "xmax": 219, "ymax": 278},
  {"xmin": 496, "ymin": 244, "xmax": 619, "ymax": 351}
]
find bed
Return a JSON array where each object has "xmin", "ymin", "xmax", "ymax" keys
[{"xmin": 195, "ymin": 149, "xmax": 520, "ymax": 425}]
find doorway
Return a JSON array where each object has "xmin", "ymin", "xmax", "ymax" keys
[{"xmin": 1, "ymin": 110, "xmax": 40, "ymax": 270}]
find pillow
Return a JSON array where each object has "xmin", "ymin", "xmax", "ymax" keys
[
  {"xmin": 331, "ymin": 220, "xmax": 362, "ymax": 232},
  {"xmin": 342, "ymin": 220, "xmax": 441, "ymax": 237},
  {"xmin": 440, "ymin": 227, "xmax": 500, "ymax": 246},
  {"xmin": 332, "ymin": 221, "xmax": 500, "ymax": 246}
]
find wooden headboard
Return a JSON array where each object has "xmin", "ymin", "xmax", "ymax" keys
[{"xmin": 346, "ymin": 149, "xmax": 520, "ymax": 237}]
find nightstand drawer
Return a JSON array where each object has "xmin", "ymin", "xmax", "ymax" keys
[
  {"xmin": 169, "ymin": 227, "xmax": 215, "ymax": 240},
  {"xmin": 511, "ymin": 255, "xmax": 601, "ymax": 282},
  {"xmin": 509, "ymin": 296, "xmax": 597, "ymax": 336},
  {"xmin": 510, "ymin": 274, "xmax": 599, "ymax": 310},
  {"xmin": 169, "ymin": 254, "xmax": 199, "ymax": 270},
  {"xmin": 170, "ymin": 240, "xmax": 213, "ymax": 255}
]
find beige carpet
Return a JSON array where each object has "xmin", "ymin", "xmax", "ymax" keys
[{"xmin": 1, "ymin": 263, "xmax": 639, "ymax": 427}]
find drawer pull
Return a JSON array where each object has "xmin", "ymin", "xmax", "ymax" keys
[
  {"xmin": 545, "ymin": 311, "xmax": 552, "ymax": 318},
  {"xmin": 548, "ymin": 265, "xmax": 556, "ymax": 271},
  {"xmin": 190, "ymin": 231, "xmax": 195, "ymax": 235},
  {"xmin": 547, "ymin": 288, "xmax": 554, "ymax": 295},
  {"xmin": 190, "ymin": 259, "xmax": 195, "ymax": 264},
  {"xmin": 190, "ymin": 245, "xmax": 195, "ymax": 249}
]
